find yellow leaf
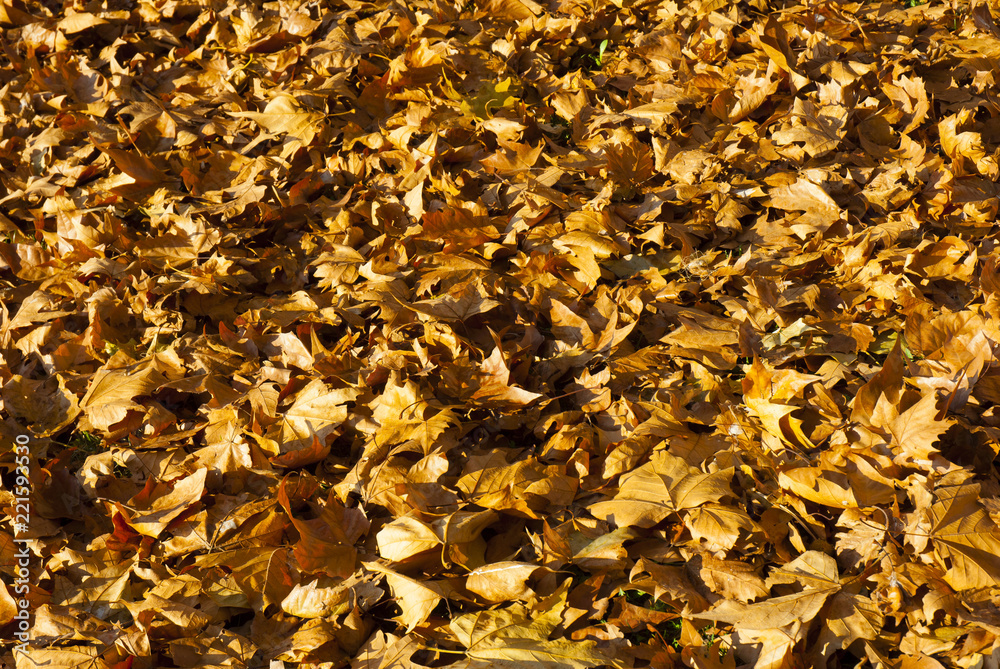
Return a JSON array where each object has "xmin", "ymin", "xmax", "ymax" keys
[
  {"xmin": 929, "ymin": 484, "xmax": 1000, "ymax": 590},
  {"xmin": 590, "ymin": 451, "xmax": 733, "ymax": 528},
  {"xmin": 450, "ymin": 583, "xmax": 607, "ymax": 668},
  {"xmin": 366, "ymin": 562, "xmax": 444, "ymax": 632},
  {"xmin": 230, "ymin": 94, "xmax": 324, "ymax": 143}
]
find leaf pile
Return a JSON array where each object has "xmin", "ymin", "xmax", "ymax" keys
[{"xmin": 3, "ymin": 0, "xmax": 1000, "ymax": 667}]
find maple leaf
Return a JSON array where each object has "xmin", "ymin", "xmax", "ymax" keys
[
  {"xmin": 778, "ymin": 453, "xmax": 897, "ymax": 509},
  {"xmin": 450, "ymin": 584, "xmax": 608, "ymax": 668},
  {"xmin": 1, "ymin": 373, "xmax": 79, "ymax": 436},
  {"xmin": 277, "ymin": 476, "xmax": 366, "ymax": 578},
  {"xmin": 482, "ymin": 139, "xmax": 546, "ymax": 179},
  {"xmin": 96, "ymin": 145, "xmax": 169, "ymax": 186},
  {"xmin": 472, "ymin": 346, "xmax": 544, "ymax": 406},
  {"xmin": 698, "ymin": 555, "xmax": 769, "ymax": 603},
  {"xmin": 604, "ymin": 134, "xmax": 654, "ymax": 199},
  {"xmin": 939, "ymin": 109, "xmax": 998, "ymax": 178},
  {"xmin": 741, "ymin": 357, "xmax": 819, "ymax": 449},
  {"xmin": 229, "ymin": 94, "xmax": 325, "ymax": 144},
  {"xmin": 628, "ymin": 558, "xmax": 709, "ymax": 613},
  {"xmin": 366, "ymin": 561, "xmax": 446, "ymax": 632},
  {"xmin": 109, "ymin": 468, "xmax": 207, "ymax": 538},
  {"xmin": 12, "ymin": 647, "xmax": 106, "ymax": 669},
  {"xmin": 927, "ymin": 484, "xmax": 1000, "ymax": 590},
  {"xmin": 352, "ymin": 632, "xmax": 423, "ymax": 669},
  {"xmin": 196, "ymin": 547, "xmax": 296, "ymax": 612},
  {"xmin": 871, "ymin": 390, "xmax": 953, "ymax": 469},
  {"xmin": 419, "ymin": 207, "xmax": 502, "ymax": 253},
  {"xmin": 685, "ymin": 502, "xmax": 762, "ymax": 552},
  {"xmin": 461, "ymin": 77, "xmax": 522, "ymax": 119},
  {"xmin": 366, "ymin": 374, "xmax": 458, "ymax": 450},
  {"xmin": 465, "ymin": 561, "xmax": 546, "ymax": 602},
  {"xmin": 280, "ymin": 576, "xmax": 355, "ymax": 619},
  {"xmin": 78, "ymin": 363, "xmax": 167, "ymax": 434},
  {"xmin": 376, "ymin": 509, "xmax": 496, "ymax": 569},
  {"xmin": 270, "ymin": 379, "xmax": 360, "ymax": 456},
  {"xmin": 769, "ymin": 98, "xmax": 847, "ymax": 159},
  {"xmin": 589, "ymin": 451, "xmax": 734, "ymax": 528},
  {"xmin": 456, "ymin": 453, "xmax": 576, "ymax": 517},
  {"xmin": 698, "ymin": 552, "xmax": 882, "ymax": 663},
  {"xmin": 408, "ymin": 280, "xmax": 501, "ymax": 321},
  {"xmin": 0, "ymin": 582, "xmax": 15, "ymax": 627}
]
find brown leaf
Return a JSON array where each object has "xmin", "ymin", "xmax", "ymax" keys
[
  {"xmin": 928, "ymin": 484, "xmax": 1000, "ymax": 590},
  {"xmin": 450, "ymin": 584, "xmax": 607, "ymax": 668},
  {"xmin": 271, "ymin": 379, "xmax": 359, "ymax": 455},
  {"xmin": 698, "ymin": 555, "xmax": 769, "ymax": 603},
  {"xmin": 116, "ymin": 468, "xmax": 207, "ymax": 537},
  {"xmin": 408, "ymin": 281, "xmax": 500, "ymax": 321},
  {"xmin": 366, "ymin": 562, "xmax": 445, "ymax": 632},
  {"xmin": 589, "ymin": 451, "xmax": 733, "ymax": 528},
  {"xmin": 230, "ymin": 94, "xmax": 325, "ymax": 143},
  {"xmin": 465, "ymin": 561, "xmax": 544, "ymax": 603},
  {"xmin": 872, "ymin": 391, "xmax": 952, "ymax": 468},
  {"xmin": 1, "ymin": 373, "xmax": 79, "ymax": 436}
]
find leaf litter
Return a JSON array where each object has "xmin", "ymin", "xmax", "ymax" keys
[{"xmin": 3, "ymin": 0, "xmax": 1000, "ymax": 667}]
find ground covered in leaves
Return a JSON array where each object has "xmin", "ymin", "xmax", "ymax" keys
[{"xmin": 4, "ymin": 0, "xmax": 1000, "ymax": 666}]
